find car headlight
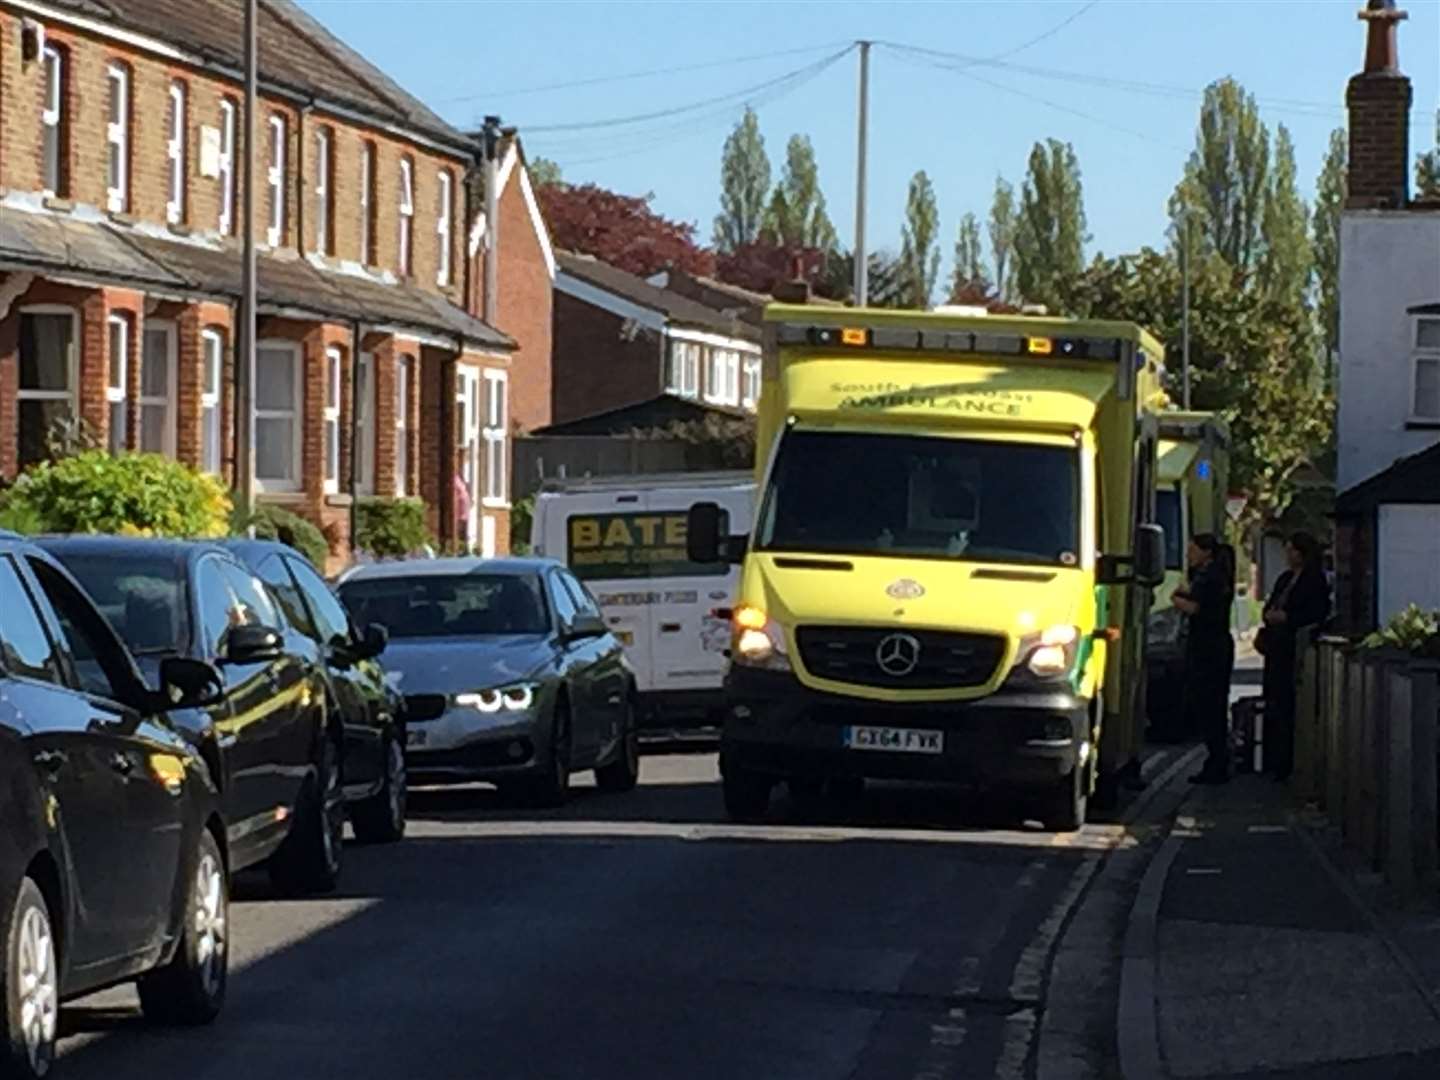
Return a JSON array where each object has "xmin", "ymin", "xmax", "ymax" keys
[
  {"xmin": 731, "ymin": 604, "xmax": 792, "ymax": 672},
  {"xmin": 1009, "ymin": 624, "xmax": 1081, "ymax": 682},
  {"xmin": 454, "ymin": 683, "xmax": 538, "ymax": 714}
]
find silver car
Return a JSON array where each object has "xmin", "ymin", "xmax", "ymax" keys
[{"xmin": 336, "ymin": 558, "xmax": 639, "ymax": 805}]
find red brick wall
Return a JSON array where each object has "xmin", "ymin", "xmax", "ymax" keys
[
  {"xmin": 475, "ymin": 164, "xmax": 553, "ymax": 433},
  {"xmin": 1346, "ymin": 74, "xmax": 1413, "ymax": 209},
  {"xmin": 550, "ymin": 291, "xmax": 663, "ymax": 425}
]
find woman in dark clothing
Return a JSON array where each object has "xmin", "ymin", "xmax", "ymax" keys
[
  {"xmin": 1260, "ymin": 531, "xmax": 1331, "ymax": 780},
  {"xmin": 1173, "ymin": 534, "xmax": 1236, "ymax": 784}
]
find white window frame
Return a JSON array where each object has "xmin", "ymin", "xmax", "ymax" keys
[
  {"xmin": 266, "ymin": 114, "xmax": 286, "ymax": 247},
  {"xmin": 165, "ymin": 81, "xmax": 186, "ymax": 224},
  {"xmin": 105, "ymin": 63, "xmax": 129, "ymax": 213},
  {"xmin": 218, "ymin": 99, "xmax": 236, "ymax": 235},
  {"xmin": 742, "ymin": 355, "xmax": 761, "ymax": 410},
  {"xmin": 1414, "ymin": 317, "xmax": 1440, "ymax": 423},
  {"xmin": 255, "ymin": 340, "xmax": 302, "ymax": 493},
  {"xmin": 140, "ymin": 321, "xmax": 178, "ymax": 457},
  {"xmin": 314, "ymin": 127, "xmax": 332, "ymax": 256},
  {"xmin": 437, "ymin": 169, "xmax": 453, "ymax": 287},
  {"xmin": 482, "ymin": 368, "xmax": 509, "ymax": 508},
  {"xmin": 41, "ymin": 45, "xmax": 63, "ymax": 197},
  {"xmin": 360, "ymin": 141, "xmax": 375, "ymax": 265},
  {"xmin": 106, "ymin": 314, "xmax": 129, "ymax": 454},
  {"xmin": 705, "ymin": 348, "xmax": 741, "ymax": 407},
  {"xmin": 355, "ymin": 351, "xmax": 375, "ymax": 495},
  {"xmin": 666, "ymin": 340, "xmax": 700, "ymax": 399},
  {"xmin": 323, "ymin": 345, "xmax": 342, "ymax": 494},
  {"xmin": 398, "ymin": 158, "xmax": 414, "ymax": 277},
  {"xmin": 200, "ymin": 329, "xmax": 224, "ymax": 474},
  {"xmin": 395, "ymin": 353, "xmax": 412, "ymax": 497},
  {"xmin": 17, "ymin": 305, "xmax": 79, "ymax": 467}
]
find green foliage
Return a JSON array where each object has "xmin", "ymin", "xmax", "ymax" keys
[
  {"xmin": 1418, "ymin": 110, "xmax": 1440, "ymax": 200},
  {"xmin": 949, "ymin": 212, "xmax": 989, "ymax": 300},
  {"xmin": 899, "ymin": 170, "xmax": 941, "ymax": 309},
  {"xmin": 988, "ymin": 176, "xmax": 1018, "ymax": 302},
  {"xmin": 0, "ymin": 452, "xmax": 231, "ymax": 537},
  {"xmin": 354, "ymin": 498, "xmax": 433, "ymax": 558},
  {"xmin": 509, "ymin": 495, "xmax": 535, "ymax": 556},
  {"xmin": 762, "ymin": 135, "xmax": 837, "ymax": 253},
  {"xmin": 1312, "ymin": 129, "xmax": 1347, "ymax": 372},
  {"xmin": 234, "ymin": 503, "xmax": 330, "ymax": 568},
  {"xmin": 1014, "ymin": 140, "xmax": 1088, "ymax": 311},
  {"xmin": 1258, "ymin": 125, "xmax": 1311, "ymax": 312},
  {"xmin": 45, "ymin": 415, "xmax": 103, "ymax": 460},
  {"xmin": 1171, "ymin": 78, "xmax": 1270, "ymax": 276},
  {"xmin": 1362, "ymin": 605, "xmax": 1440, "ymax": 658},
  {"xmin": 529, "ymin": 157, "xmax": 563, "ymax": 188},
  {"xmin": 714, "ymin": 107, "xmax": 771, "ymax": 253}
]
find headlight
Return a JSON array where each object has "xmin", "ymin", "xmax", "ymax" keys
[
  {"xmin": 1009, "ymin": 624, "xmax": 1081, "ymax": 681},
  {"xmin": 731, "ymin": 604, "xmax": 792, "ymax": 672},
  {"xmin": 454, "ymin": 683, "xmax": 538, "ymax": 713}
]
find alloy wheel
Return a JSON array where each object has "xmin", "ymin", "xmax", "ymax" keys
[
  {"xmin": 194, "ymin": 852, "xmax": 227, "ymax": 998},
  {"xmin": 17, "ymin": 904, "xmax": 57, "ymax": 1075}
]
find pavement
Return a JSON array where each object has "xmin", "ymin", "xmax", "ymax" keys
[
  {"xmin": 1117, "ymin": 653, "xmax": 1440, "ymax": 1079},
  {"xmin": 50, "ymin": 745, "xmax": 1188, "ymax": 1080}
]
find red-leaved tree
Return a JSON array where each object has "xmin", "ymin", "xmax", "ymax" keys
[
  {"xmin": 535, "ymin": 182, "xmax": 714, "ymax": 278},
  {"xmin": 714, "ymin": 243, "xmax": 832, "ymax": 297}
]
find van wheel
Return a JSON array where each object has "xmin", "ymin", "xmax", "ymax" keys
[
  {"xmin": 595, "ymin": 697, "xmax": 640, "ymax": 794},
  {"xmin": 270, "ymin": 736, "xmax": 344, "ymax": 895},
  {"xmin": 2, "ymin": 878, "xmax": 58, "ymax": 1080},
  {"xmin": 1037, "ymin": 764, "xmax": 1088, "ymax": 833},
  {"xmin": 138, "ymin": 829, "xmax": 227, "ymax": 1025}
]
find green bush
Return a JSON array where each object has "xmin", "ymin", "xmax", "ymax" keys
[
  {"xmin": 354, "ymin": 498, "xmax": 433, "ymax": 558},
  {"xmin": 233, "ymin": 503, "xmax": 330, "ymax": 568},
  {"xmin": 0, "ymin": 451, "xmax": 231, "ymax": 537},
  {"xmin": 509, "ymin": 495, "xmax": 535, "ymax": 555},
  {"xmin": 1362, "ymin": 605, "xmax": 1440, "ymax": 659}
]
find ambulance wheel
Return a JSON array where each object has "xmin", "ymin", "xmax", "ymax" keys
[
  {"xmin": 721, "ymin": 752, "xmax": 771, "ymax": 822},
  {"xmin": 1038, "ymin": 763, "xmax": 1088, "ymax": 833}
]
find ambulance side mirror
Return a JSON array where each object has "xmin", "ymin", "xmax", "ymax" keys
[
  {"xmin": 1134, "ymin": 524, "xmax": 1166, "ymax": 588},
  {"xmin": 687, "ymin": 502, "xmax": 746, "ymax": 565}
]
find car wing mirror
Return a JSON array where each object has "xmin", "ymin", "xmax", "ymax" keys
[
  {"xmin": 223, "ymin": 624, "xmax": 285, "ymax": 665},
  {"xmin": 159, "ymin": 657, "xmax": 224, "ymax": 709},
  {"xmin": 565, "ymin": 613, "xmax": 607, "ymax": 641}
]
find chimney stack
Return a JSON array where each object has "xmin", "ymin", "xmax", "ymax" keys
[{"xmin": 1346, "ymin": 0, "xmax": 1412, "ymax": 209}]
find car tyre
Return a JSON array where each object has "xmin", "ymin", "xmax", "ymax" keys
[
  {"xmin": 525, "ymin": 703, "xmax": 572, "ymax": 808},
  {"xmin": 2, "ymin": 878, "xmax": 58, "ymax": 1080},
  {"xmin": 350, "ymin": 736, "xmax": 407, "ymax": 844},
  {"xmin": 721, "ymin": 751, "xmax": 771, "ymax": 822},
  {"xmin": 270, "ymin": 735, "xmax": 344, "ymax": 895},
  {"xmin": 138, "ymin": 828, "xmax": 227, "ymax": 1026},
  {"xmin": 595, "ymin": 695, "xmax": 640, "ymax": 794}
]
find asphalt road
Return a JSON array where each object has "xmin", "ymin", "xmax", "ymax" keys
[{"xmin": 51, "ymin": 748, "xmax": 1157, "ymax": 1080}]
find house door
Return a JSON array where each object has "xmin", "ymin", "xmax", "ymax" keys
[{"xmin": 456, "ymin": 367, "xmax": 482, "ymax": 550}]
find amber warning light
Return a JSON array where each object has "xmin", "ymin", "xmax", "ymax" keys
[
  {"xmin": 841, "ymin": 327, "xmax": 869, "ymax": 346},
  {"xmin": 1026, "ymin": 337, "xmax": 1053, "ymax": 356}
]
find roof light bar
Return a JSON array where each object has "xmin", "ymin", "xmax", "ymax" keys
[{"xmin": 775, "ymin": 323, "xmax": 1124, "ymax": 361}]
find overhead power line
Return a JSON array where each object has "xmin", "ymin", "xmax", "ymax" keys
[
  {"xmin": 521, "ymin": 48, "xmax": 854, "ymax": 134},
  {"xmin": 439, "ymin": 43, "xmax": 853, "ymax": 105},
  {"xmin": 988, "ymin": 0, "xmax": 1102, "ymax": 61}
]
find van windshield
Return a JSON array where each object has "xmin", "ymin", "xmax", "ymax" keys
[{"xmin": 756, "ymin": 430, "xmax": 1080, "ymax": 567}]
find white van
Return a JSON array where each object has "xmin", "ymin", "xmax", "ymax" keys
[{"xmin": 531, "ymin": 472, "xmax": 755, "ymax": 727}]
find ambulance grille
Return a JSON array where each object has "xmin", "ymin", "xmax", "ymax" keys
[{"xmin": 795, "ymin": 627, "xmax": 1007, "ymax": 691}]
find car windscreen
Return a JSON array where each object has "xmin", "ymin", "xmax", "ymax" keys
[
  {"xmin": 52, "ymin": 554, "xmax": 189, "ymax": 656},
  {"xmin": 755, "ymin": 430, "xmax": 1081, "ymax": 567},
  {"xmin": 339, "ymin": 574, "xmax": 549, "ymax": 638},
  {"xmin": 1157, "ymin": 488, "xmax": 1184, "ymax": 570}
]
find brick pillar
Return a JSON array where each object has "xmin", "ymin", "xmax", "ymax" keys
[
  {"xmin": 79, "ymin": 293, "xmax": 109, "ymax": 438},
  {"xmin": 176, "ymin": 306, "xmax": 204, "ymax": 468},
  {"xmin": 371, "ymin": 335, "xmax": 397, "ymax": 498},
  {"xmin": 126, "ymin": 308, "xmax": 144, "ymax": 450},
  {"xmin": 302, "ymin": 329, "xmax": 327, "ymax": 503}
]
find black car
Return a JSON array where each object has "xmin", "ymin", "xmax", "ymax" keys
[
  {"xmin": 1, "ymin": 534, "xmax": 227, "ymax": 1079},
  {"xmin": 40, "ymin": 537, "xmax": 344, "ymax": 894},
  {"xmin": 224, "ymin": 540, "xmax": 406, "ymax": 843}
]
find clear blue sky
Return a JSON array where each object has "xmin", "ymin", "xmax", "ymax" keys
[{"xmin": 301, "ymin": 0, "xmax": 1438, "ymax": 276}]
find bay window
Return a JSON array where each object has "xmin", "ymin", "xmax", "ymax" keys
[
  {"xmin": 255, "ymin": 342, "xmax": 301, "ymax": 491},
  {"xmin": 665, "ymin": 340, "xmax": 700, "ymax": 399},
  {"xmin": 742, "ymin": 356, "xmax": 762, "ymax": 410},
  {"xmin": 18, "ymin": 309, "xmax": 77, "ymax": 470},
  {"xmin": 140, "ymin": 323, "xmax": 176, "ymax": 456}
]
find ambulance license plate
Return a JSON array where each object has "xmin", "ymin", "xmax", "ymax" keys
[{"xmin": 843, "ymin": 726, "xmax": 943, "ymax": 754}]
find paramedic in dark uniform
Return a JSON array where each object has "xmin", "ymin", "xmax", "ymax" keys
[{"xmin": 1172, "ymin": 533, "xmax": 1235, "ymax": 784}]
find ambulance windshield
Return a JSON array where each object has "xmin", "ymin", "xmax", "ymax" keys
[{"xmin": 755, "ymin": 430, "xmax": 1080, "ymax": 567}]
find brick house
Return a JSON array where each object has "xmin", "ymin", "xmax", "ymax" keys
[
  {"xmin": 0, "ymin": 0, "xmax": 539, "ymax": 566},
  {"xmin": 552, "ymin": 252, "xmax": 762, "ymax": 425},
  {"xmin": 1331, "ymin": 0, "xmax": 1440, "ymax": 629}
]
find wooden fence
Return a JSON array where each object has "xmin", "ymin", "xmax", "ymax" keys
[{"xmin": 1292, "ymin": 631, "xmax": 1440, "ymax": 897}]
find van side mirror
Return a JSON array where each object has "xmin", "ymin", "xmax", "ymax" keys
[
  {"xmin": 1134, "ymin": 524, "xmax": 1166, "ymax": 588},
  {"xmin": 687, "ymin": 503, "xmax": 723, "ymax": 564}
]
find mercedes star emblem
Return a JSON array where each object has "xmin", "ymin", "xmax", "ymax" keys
[
  {"xmin": 886, "ymin": 578, "xmax": 925, "ymax": 600},
  {"xmin": 875, "ymin": 632, "xmax": 922, "ymax": 677}
]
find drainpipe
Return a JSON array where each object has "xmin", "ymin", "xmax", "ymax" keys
[
  {"xmin": 348, "ymin": 319, "xmax": 362, "ymax": 559},
  {"xmin": 481, "ymin": 116, "xmax": 501, "ymax": 327}
]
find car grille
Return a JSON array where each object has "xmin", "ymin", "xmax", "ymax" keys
[
  {"xmin": 795, "ymin": 626, "xmax": 1007, "ymax": 691},
  {"xmin": 404, "ymin": 694, "xmax": 448, "ymax": 723}
]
